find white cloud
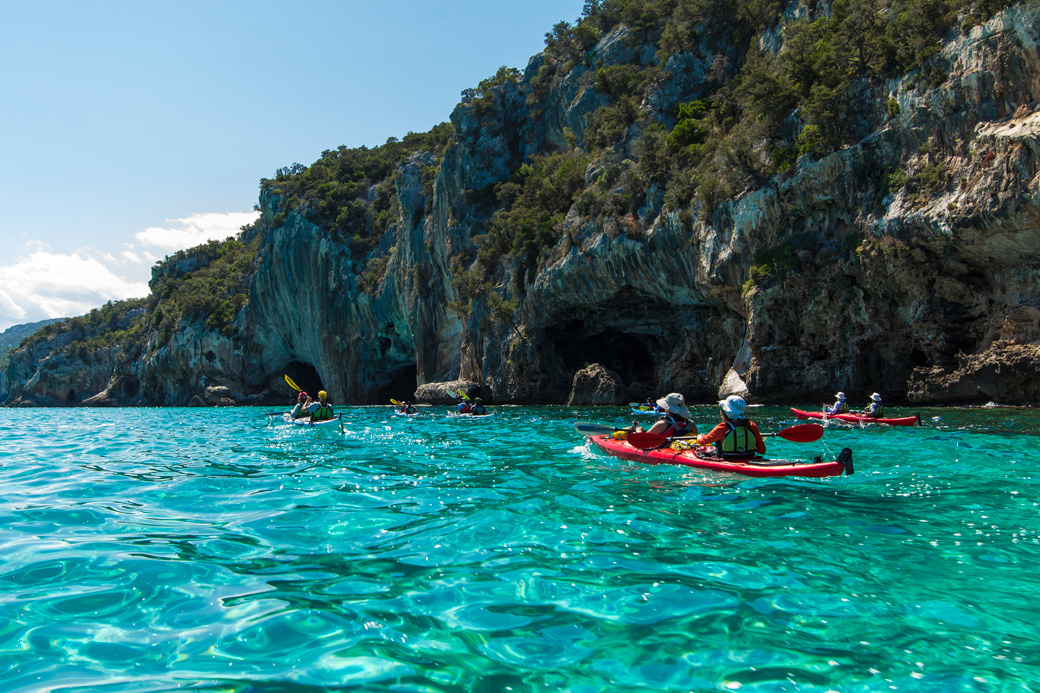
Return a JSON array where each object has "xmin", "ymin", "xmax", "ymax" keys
[
  {"xmin": 0, "ymin": 210, "xmax": 258, "ymax": 333},
  {"xmin": 120, "ymin": 249, "xmax": 159, "ymax": 265},
  {"xmin": 135, "ymin": 211, "xmax": 258, "ymax": 252},
  {"xmin": 0, "ymin": 250, "xmax": 150, "ymax": 332}
]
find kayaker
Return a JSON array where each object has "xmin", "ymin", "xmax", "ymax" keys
[
  {"xmin": 824, "ymin": 392, "xmax": 849, "ymax": 414},
  {"xmin": 290, "ymin": 391, "xmax": 311, "ymax": 419},
  {"xmin": 456, "ymin": 399, "xmax": 473, "ymax": 414},
  {"xmin": 470, "ymin": 398, "xmax": 487, "ymax": 415},
  {"xmin": 399, "ymin": 401, "xmax": 417, "ymax": 414},
  {"xmin": 696, "ymin": 395, "xmax": 766, "ymax": 458},
  {"xmin": 862, "ymin": 392, "xmax": 885, "ymax": 418},
  {"xmin": 637, "ymin": 392, "xmax": 697, "ymax": 438},
  {"xmin": 310, "ymin": 390, "xmax": 335, "ymax": 421}
]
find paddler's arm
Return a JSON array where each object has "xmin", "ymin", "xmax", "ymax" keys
[{"xmin": 696, "ymin": 423, "xmax": 728, "ymax": 446}]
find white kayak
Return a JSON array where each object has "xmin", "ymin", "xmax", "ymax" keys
[
  {"xmin": 448, "ymin": 411, "xmax": 495, "ymax": 419},
  {"xmin": 280, "ymin": 413, "xmax": 343, "ymax": 435}
]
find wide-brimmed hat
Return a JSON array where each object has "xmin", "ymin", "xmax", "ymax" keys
[
  {"xmin": 656, "ymin": 392, "xmax": 690, "ymax": 419},
  {"xmin": 719, "ymin": 395, "xmax": 748, "ymax": 419},
  {"xmin": 835, "ymin": 392, "xmax": 846, "ymax": 400},
  {"xmin": 870, "ymin": 392, "xmax": 882, "ymax": 402}
]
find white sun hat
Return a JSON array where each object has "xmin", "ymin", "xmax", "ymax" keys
[
  {"xmin": 719, "ymin": 395, "xmax": 747, "ymax": 418},
  {"xmin": 655, "ymin": 392, "xmax": 691, "ymax": 419}
]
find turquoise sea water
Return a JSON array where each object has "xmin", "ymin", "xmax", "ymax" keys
[{"xmin": 1, "ymin": 404, "xmax": 1038, "ymax": 692}]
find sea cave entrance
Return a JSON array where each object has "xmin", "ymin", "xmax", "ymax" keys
[
  {"xmin": 370, "ymin": 365, "xmax": 418, "ymax": 405},
  {"xmin": 284, "ymin": 361, "xmax": 324, "ymax": 399},
  {"xmin": 547, "ymin": 320, "xmax": 656, "ymax": 386}
]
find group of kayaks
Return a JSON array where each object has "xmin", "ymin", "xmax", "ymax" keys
[
  {"xmin": 394, "ymin": 410, "xmax": 495, "ymax": 419},
  {"xmin": 597, "ymin": 400, "xmax": 923, "ymax": 478},
  {"xmin": 275, "ymin": 389, "xmax": 919, "ymax": 478}
]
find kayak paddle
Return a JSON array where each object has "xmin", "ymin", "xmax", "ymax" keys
[
  {"xmin": 285, "ymin": 374, "xmax": 302, "ymax": 392},
  {"xmin": 764, "ymin": 423, "xmax": 825, "ymax": 442},
  {"xmin": 627, "ymin": 423, "xmax": 825, "ymax": 450},
  {"xmin": 391, "ymin": 398, "xmax": 402, "ymax": 407}
]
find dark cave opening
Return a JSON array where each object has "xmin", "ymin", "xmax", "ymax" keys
[
  {"xmin": 547, "ymin": 320, "xmax": 655, "ymax": 386},
  {"xmin": 284, "ymin": 361, "xmax": 324, "ymax": 399},
  {"xmin": 371, "ymin": 366, "xmax": 418, "ymax": 405}
]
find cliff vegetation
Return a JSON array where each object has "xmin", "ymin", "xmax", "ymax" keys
[{"xmin": 7, "ymin": 0, "xmax": 1040, "ymax": 407}]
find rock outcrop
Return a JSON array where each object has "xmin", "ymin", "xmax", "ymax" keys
[
  {"xmin": 567, "ymin": 363, "xmax": 625, "ymax": 405},
  {"xmin": 414, "ymin": 380, "xmax": 480, "ymax": 404}
]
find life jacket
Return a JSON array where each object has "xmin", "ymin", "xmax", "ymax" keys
[
  {"xmin": 457, "ymin": 403, "xmax": 472, "ymax": 414},
  {"xmin": 471, "ymin": 405, "xmax": 487, "ymax": 415},
  {"xmin": 312, "ymin": 404, "xmax": 334, "ymax": 421},
  {"xmin": 657, "ymin": 413, "xmax": 694, "ymax": 438},
  {"xmin": 835, "ymin": 401, "xmax": 849, "ymax": 413},
  {"xmin": 716, "ymin": 419, "xmax": 757, "ymax": 458},
  {"xmin": 865, "ymin": 403, "xmax": 885, "ymax": 418}
]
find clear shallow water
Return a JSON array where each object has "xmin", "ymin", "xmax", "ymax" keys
[{"xmin": 0, "ymin": 404, "xmax": 1037, "ymax": 692}]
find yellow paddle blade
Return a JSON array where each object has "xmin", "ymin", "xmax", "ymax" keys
[
  {"xmin": 284, "ymin": 374, "xmax": 301, "ymax": 391},
  {"xmin": 391, "ymin": 399, "xmax": 401, "ymax": 406}
]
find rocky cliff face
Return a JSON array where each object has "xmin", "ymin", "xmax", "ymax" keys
[{"xmin": 7, "ymin": 3, "xmax": 1040, "ymax": 407}]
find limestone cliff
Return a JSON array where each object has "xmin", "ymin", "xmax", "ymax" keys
[{"xmin": 7, "ymin": 1, "xmax": 1040, "ymax": 407}]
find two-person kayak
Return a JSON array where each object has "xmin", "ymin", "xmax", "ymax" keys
[
  {"xmin": 791, "ymin": 408, "xmax": 920, "ymax": 427},
  {"xmin": 279, "ymin": 412, "xmax": 344, "ymax": 435},
  {"xmin": 586, "ymin": 433, "xmax": 852, "ymax": 478}
]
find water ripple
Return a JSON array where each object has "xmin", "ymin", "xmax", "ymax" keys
[{"xmin": 0, "ymin": 405, "xmax": 1037, "ymax": 690}]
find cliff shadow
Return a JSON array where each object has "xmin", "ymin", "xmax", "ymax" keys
[
  {"xmin": 546, "ymin": 319, "xmax": 656, "ymax": 390},
  {"xmin": 372, "ymin": 365, "xmax": 418, "ymax": 405},
  {"xmin": 285, "ymin": 361, "xmax": 324, "ymax": 398}
]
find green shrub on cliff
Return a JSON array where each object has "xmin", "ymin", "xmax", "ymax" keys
[
  {"xmin": 261, "ymin": 123, "xmax": 454, "ymax": 255},
  {"xmin": 149, "ymin": 236, "xmax": 259, "ymax": 340},
  {"xmin": 453, "ymin": 151, "xmax": 589, "ymax": 309},
  {"xmin": 565, "ymin": 0, "xmax": 1012, "ymax": 214}
]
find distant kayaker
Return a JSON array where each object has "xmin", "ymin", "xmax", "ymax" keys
[
  {"xmin": 862, "ymin": 393, "xmax": 885, "ymax": 418},
  {"xmin": 470, "ymin": 398, "xmax": 487, "ymax": 415},
  {"xmin": 697, "ymin": 395, "xmax": 766, "ymax": 458},
  {"xmin": 399, "ymin": 401, "xmax": 417, "ymax": 414},
  {"xmin": 637, "ymin": 392, "xmax": 697, "ymax": 438},
  {"xmin": 290, "ymin": 391, "xmax": 312, "ymax": 419},
  {"xmin": 824, "ymin": 392, "xmax": 850, "ymax": 414},
  {"xmin": 311, "ymin": 390, "xmax": 335, "ymax": 421},
  {"xmin": 456, "ymin": 399, "xmax": 473, "ymax": 414}
]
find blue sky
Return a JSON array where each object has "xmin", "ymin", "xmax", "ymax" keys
[{"xmin": 0, "ymin": 0, "xmax": 586, "ymax": 331}]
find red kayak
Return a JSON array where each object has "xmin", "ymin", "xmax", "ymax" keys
[
  {"xmin": 587, "ymin": 434, "xmax": 852, "ymax": 478},
  {"xmin": 791, "ymin": 408, "xmax": 920, "ymax": 427}
]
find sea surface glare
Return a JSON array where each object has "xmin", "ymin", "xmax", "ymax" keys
[{"xmin": 0, "ymin": 405, "xmax": 1037, "ymax": 692}]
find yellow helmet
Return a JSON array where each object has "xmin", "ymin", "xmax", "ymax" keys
[{"xmin": 318, "ymin": 390, "xmax": 328, "ymax": 399}]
